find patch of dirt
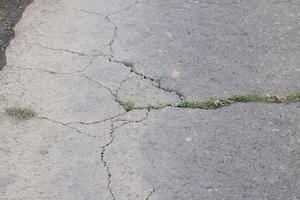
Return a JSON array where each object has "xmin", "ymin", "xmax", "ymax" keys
[{"xmin": 0, "ymin": 0, "xmax": 32, "ymax": 70}]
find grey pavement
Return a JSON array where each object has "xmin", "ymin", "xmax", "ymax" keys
[{"xmin": 0, "ymin": 0, "xmax": 299, "ymax": 199}]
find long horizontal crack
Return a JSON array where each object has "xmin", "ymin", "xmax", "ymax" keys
[
  {"xmin": 34, "ymin": 43, "xmax": 101, "ymax": 57},
  {"xmin": 6, "ymin": 66, "xmax": 127, "ymax": 112},
  {"xmin": 36, "ymin": 116, "xmax": 101, "ymax": 139},
  {"xmin": 117, "ymin": 91, "xmax": 300, "ymax": 111},
  {"xmin": 5, "ymin": 65, "xmax": 300, "ymax": 114},
  {"xmin": 66, "ymin": 112, "xmax": 127, "ymax": 126}
]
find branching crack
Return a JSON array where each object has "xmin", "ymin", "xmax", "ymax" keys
[
  {"xmin": 73, "ymin": 0, "xmax": 140, "ymax": 57},
  {"xmin": 100, "ymin": 112, "xmax": 149, "ymax": 200},
  {"xmin": 38, "ymin": 112, "xmax": 149, "ymax": 200},
  {"xmin": 109, "ymin": 59, "xmax": 184, "ymax": 100},
  {"xmin": 3, "ymin": 2, "xmax": 299, "ymax": 200}
]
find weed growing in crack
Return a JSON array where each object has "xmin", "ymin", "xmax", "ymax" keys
[
  {"xmin": 5, "ymin": 106, "xmax": 37, "ymax": 120},
  {"xmin": 0, "ymin": 16, "xmax": 4, "ymax": 23},
  {"xmin": 177, "ymin": 93, "xmax": 293, "ymax": 109},
  {"xmin": 118, "ymin": 91, "xmax": 300, "ymax": 111},
  {"xmin": 178, "ymin": 98, "xmax": 233, "ymax": 109},
  {"xmin": 118, "ymin": 99, "xmax": 171, "ymax": 111},
  {"xmin": 119, "ymin": 101, "xmax": 135, "ymax": 111},
  {"xmin": 228, "ymin": 94, "xmax": 281, "ymax": 103},
  {"xmin": 136, "ymin": 103, "xmax": 170, "ymax": 111},
  {"xmin": 283, "ymin": 91, "xmax": 300, "ymax": 104}
]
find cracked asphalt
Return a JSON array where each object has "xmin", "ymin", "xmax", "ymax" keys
[{"xmin": 0, "ymin": 0, "xmax": 299, "ymax": 199}]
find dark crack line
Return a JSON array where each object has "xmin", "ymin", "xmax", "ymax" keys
[
  {"xmin": 43, "ymin": 0, "xmax": 185, "ymax": 101},
  {"xmin": 71, "ymin": 8, "xmax": 117, "ymax": 56},
  {"xmin": 66, "ymin": 112, "xmax": 127, "ymax": 126},
  {"xmin": 104, "ymin": 0, "xmax": 142, "ymax": 56},
  {"xmin": 101, "ymin": 122, "xmax": 116, "ymax": 200},
  {"xmin": 105, "ymin": 15, "xmax": 117, "ymax": 55},
  {"xmin": 114, "ymin": 110, "xmax": 149, "ymax": 129},
  {"xmin": 36, "ymin": 105, "xmax": 151, "ymax": 200},
  {"xmin": 99, "ymin": 1, "xmax": 185, "ymax": 100},
  {"xmin": 73, "ymin": 0, "xmax": 140, "ymax": 57},
  {"xmin": 75, "ymin": 56, "xmax": 97, "ymax": 73},
  {"xmin": 34, "ymin": 43, "xmax": 101, "ymax": 57},
  {"xmin": 100, "ymin": 113, "xmax": 149, "ymax": 200},
  {"xmin": 110, "ymin": 59, "xmax": 184, "ymax": 100},
  {"xmin": 37, "ymin": 116, "xmax": 101, "ymax": 139},
  {"xmin": 146, "ymin": 188, "xmax": 156, "ymax": 200},
  {"xmin": 8, "ymin": 66, "xmax": 128, "ymax": 112}
]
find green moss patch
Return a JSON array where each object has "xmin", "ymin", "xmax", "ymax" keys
[
  {"xmin": 5, "ymin": 106, "xmax": 37, "ymax": 120},
  {"xmin": 119, "ymin": 101, "xmax": 135, "ymax": 111},
  {"xmin": 178, "ymin": 92, "xmax": 299, "ymax": 110},
  {"xmin": 118, "ymin": 91, "xmax": 300, "ymax": 111}
]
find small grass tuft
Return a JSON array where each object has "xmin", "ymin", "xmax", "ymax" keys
[
  {"xmin": 119, "ymin": 101, "xmax": 135, "ymax": 111},
  {"xmin": 5, "ymin": 106, "xmax": 37, "ymax": 120}
]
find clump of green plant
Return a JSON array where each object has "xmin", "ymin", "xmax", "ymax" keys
[
  {"xmin": 118, "ymin": 91, "xmax": 300, "ymax": 111},
  {"xmin": 178, "ymin": 98, "xmax": 233, "ymax": 109},
  {"xmin": 283, "ymin": 92, "xmax": 300, "ymax": 104},
  {"xmin": 228, "ymin": 94, "xmax": 281, "ymax": 103},
  {"xmin": 0, "ymin": 16, "xmax": 4, "ymax": 23},
  {"xmin": 119, "ymin": 101, "xmax": 135, "ymax": 111},
  {"xmin": 5, "ymin": 106, "xmax": 37, "ymax": 120},
  {"xmin": 136, "ymin": 103, "xmax": 170, "ymax": 111},
  {"xmin": 178, "ymin": 94, "xmax": 283, "ymax": 110}
]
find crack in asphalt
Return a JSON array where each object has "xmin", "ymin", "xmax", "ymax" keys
[
  {"xmin": 101, "ymin": 121, "xmax": 117, "ymax": 200},
  {"xmin": 37, "ymin": 116, "xmax": 100, "ymax": 139},
  {"xmin": 70, "ymin": 0, "xmax": 185, "ymax": 101},
  {"xmin": 3, "ymin": 1, "xmax": 299, "ymax": 199},
  {"xmin": 35, "ymin": 43, "xmax": 101, "ymax": 57},
  {"xmin": 32, "ymin": 109, "xmax": 150, "ymax": 200},
  {"xmin": 110, "ymin": 59, "xmax": 184, "ymax": 100},
  {"xmin": 105, "ymin": 15, "xmax": 117, "ymax": 55},
  {"xmin": 145, "ymin": 188, "xmax": 156, "ymax": 200},
  {"xmin": 100, "ymin": 112, "xmax": 149, "ymax": 200},
  {"xmin": 7, "ymin": 66, "xmax": 122, "ymax": 107},
  {"xmin": 72, "ymin": 0, "xmax": 141, "ymax": 57},
  {"xmin": 17, "ymin": 3, "xmax": 185, "ymax": 105},
  {"xmin": 36, "ymin": 112, "xmax": 150, "ymax": 200}
]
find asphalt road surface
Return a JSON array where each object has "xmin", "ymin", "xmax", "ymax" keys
[{"xmin": 0, "ymin": 0, "xmax": 299, "ymax": 199}]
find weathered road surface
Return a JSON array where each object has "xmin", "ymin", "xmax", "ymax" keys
[{"xmin": 0, "ymin": 0, "xmax": 300, "ymax": 199}]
